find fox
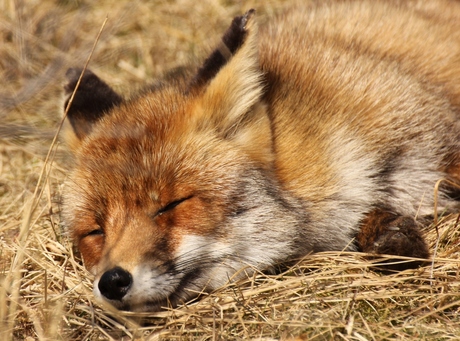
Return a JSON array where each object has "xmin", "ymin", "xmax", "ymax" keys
[{"xmin": 62, "ymin": 0, "xmax": 460, "ymax": 312}]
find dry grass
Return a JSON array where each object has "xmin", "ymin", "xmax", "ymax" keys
[{"xmin": 1, "ymin": 0, "xmax": 460, "ymax": 339}]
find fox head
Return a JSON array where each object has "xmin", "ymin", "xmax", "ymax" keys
[{"xmin": 63, "ymin": 10, "xmax": 309, "ymax": 311}]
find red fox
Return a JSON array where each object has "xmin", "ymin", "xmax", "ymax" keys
[{"xmin": 63, "ymin": 0, "xmax": 460, "ymax": 311}]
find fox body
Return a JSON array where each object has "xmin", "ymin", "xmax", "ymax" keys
[{"xmin": 63, "ymin": 0, "xmax": 460, "ymax": 311}]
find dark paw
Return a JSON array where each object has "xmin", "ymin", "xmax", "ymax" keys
[
  {"xmin": 357, "ymin": 209, "xmax": 429, "ymax": 271},
  {"xmin": 372, "ymin": 216, "xmax": 428, "ymax": 257}
]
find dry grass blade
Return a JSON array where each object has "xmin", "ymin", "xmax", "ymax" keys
[
  {"xmin": 1, "ymin": 0, "xmax": 460, "ymax": 340},
  {"xmin": 1, "ymin": 8, "xmax": 108, "ymax": 339}
]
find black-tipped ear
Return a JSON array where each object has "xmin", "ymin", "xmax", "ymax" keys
[
  {"xmin": 189, "ymin": 9, "xmax": 256, "ymax": 90},
  {"xmin": 196, "ymin": 8, "xmax": 262, "ymax": 133},
  {"xmin": 64, "ymin": 68, "xmax": 122, "ymax": 140},
  {"xmin": 192, "ymin": 10, "xmax": 271, "ymax": 167}
]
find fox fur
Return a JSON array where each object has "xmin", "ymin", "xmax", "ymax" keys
[{"xmin": 62, "ymin": 0, "xmax": 460, "ymax": 311}]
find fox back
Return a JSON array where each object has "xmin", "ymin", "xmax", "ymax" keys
[{"xmin": 63, "ymin": 0, "xmax": 460, "ymax": 311}]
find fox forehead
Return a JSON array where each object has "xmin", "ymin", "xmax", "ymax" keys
[
  {"xmin": 80, "ymin": 88, "xmax": 192, "ymax": 153},
  {"xmin": 74, "ymin": 92, "xmax": 195, "ymax": 184}
]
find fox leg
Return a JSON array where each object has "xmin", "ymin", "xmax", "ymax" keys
[{"xmin": 356, "ymin": 208, "xmax": 429, "ymax": 270}]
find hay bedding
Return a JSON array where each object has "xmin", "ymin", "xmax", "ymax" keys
[{"xmin": 1, "ymin": 0, "xmax": 460, "ymax": 339}]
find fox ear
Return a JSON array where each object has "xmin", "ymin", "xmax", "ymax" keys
[
  {"xmin": 190, "ymin": 9, "xmax": 257, "ymax": 91},
  {"xmin": 63, "ymin": 68, "xmax": 122, "ymax": 142},
  {"xmin": 193, "ymin": 10, "xmax": 272, "ymax": 164},
  {"xmin": 195, "ymin": 9, "xmax": 263, "ymax": 132}
]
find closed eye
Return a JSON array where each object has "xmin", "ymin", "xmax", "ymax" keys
[
  {"xmin": 156, "ymin": 196, "xmax": 193, "ymax": 216},
  {"xmin": 85, "ymin": 228, "xmax": 104, "ymax": 237}
]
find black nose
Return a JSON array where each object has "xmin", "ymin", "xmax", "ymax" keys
[{"xmin": 98, "ymin": 267, "xmax": 132, "ymax": 301}]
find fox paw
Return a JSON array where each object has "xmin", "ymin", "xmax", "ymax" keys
[{"xmin": 357, "ymin": 209, "xmax": 429, "ymax": 270}]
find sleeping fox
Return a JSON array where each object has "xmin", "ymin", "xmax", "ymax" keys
[{"xmin": 62, "ymin": 0, "xmax": 460, "ymax": 312}]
